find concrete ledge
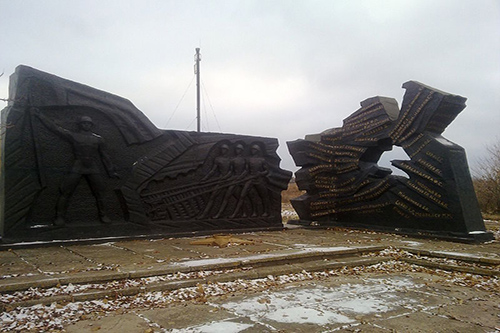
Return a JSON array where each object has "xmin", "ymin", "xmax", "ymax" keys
[
  {"xmin": 1, "ymin": 244, "xmax": 498, "ymax": 308},
  {"xmin": 402, "ymin": 247, "xmax": 500, "ymax": 265},
  {"xmin": 0, "ymin": 277, "xmax": 60, "ymax": 293},
  {"xmin": 9, "ymin": 294, "xmax": 72, "ymax": 309},
  {"xmin": 58, "ymin": 271, "xmax": 129, "ymax": 285},
  {"xmin": 401, "ymin": 258, "xmax": 500, "ymax": 277},
  {"xmin": 298, "ymin": 257, "xmax": 390, "ymax": 272},
  {"xmin": 2, "ymin": 255, "xmax": 389, "ymax": 309}
]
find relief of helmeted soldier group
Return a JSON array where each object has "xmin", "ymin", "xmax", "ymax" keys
[{"xmin": 198, "ymin": 141, "xmax": 271, "ymax": 219}]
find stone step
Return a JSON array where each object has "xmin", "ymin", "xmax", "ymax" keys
[
  {"xmin": 2, "ymin": 245, "xmax": 499, "ymax": 310},
  {"xmin": 0, "ymin": 246, "xmax": 385, "ymax": 293},
  {"xmin": 1, "ymin": 256, "xmax": 389, "ymax": 310}
]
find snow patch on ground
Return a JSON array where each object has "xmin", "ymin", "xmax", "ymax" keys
[
  {"xmin": 170, "ymin": 320, "xmax": 253, "ymax": 333},
  {"xmin": 400, "ymin": 240, "xmax": 423, "ymax": 247},
  {"xmin": 216, "ymin": 276, "xmax": 419, "ymax": 327},
  {"xmin": 172, "ymin": 247, "xmax": 355, "ymax": 268}
]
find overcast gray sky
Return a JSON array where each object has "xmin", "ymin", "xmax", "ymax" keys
[{"xmin": 1, "ymin": 0, "xmax": 499, "ymax": 174}]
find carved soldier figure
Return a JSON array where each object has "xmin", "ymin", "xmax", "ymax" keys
[
  {"xmin": 198, "ymin": 143, "xmax": 232, "ymax": 219},
  {"xmin": 214, "ymin": 142, "xmax": 248, "ymax": 218},
  {"xmin": 33, "ymin": 109, "xmax": 119, "ymax": 226},
  {"xmin": 231, "ymin": 143, "xmax": 270, "ymax": 218}
]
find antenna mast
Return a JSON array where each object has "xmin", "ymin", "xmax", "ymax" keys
[{"xmin": 194, "ymin": 48, "xmax": 201, "ymax": 132}]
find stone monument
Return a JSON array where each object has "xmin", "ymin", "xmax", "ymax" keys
[
  {"xmin": 287, "ymin": 81, "xmax": 493, "ymax": 242},
  {"xmin": 0, "ymin": 65, "xmax": 292, "ymax": 243}
]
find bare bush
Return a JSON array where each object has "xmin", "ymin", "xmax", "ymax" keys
[{"xmin": 473, "ymin": 141, "xmax": 500, "ymax": 214}]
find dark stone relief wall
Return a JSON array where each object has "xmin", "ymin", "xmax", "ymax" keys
[{"xmin": 0, "ymin": 65, "xmax": 291, "ymax": 243}]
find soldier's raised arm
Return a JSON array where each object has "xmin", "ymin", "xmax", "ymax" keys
[{"xmin": 31, "ymin": 107, "xmax": 72, "ymax": 141}]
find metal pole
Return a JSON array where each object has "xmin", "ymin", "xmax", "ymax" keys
[{"xmin": 195, "ymin": 48, "xmax": 201, "ymax": 132}]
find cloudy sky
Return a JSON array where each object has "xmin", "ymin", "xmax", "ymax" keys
[{"xmin": 1, "ymin": 0, "xmax": 499, "ymax": 174}]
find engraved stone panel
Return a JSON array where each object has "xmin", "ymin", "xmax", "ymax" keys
[{"xmin": 287, "ymin": 81, "xmax": 493, "ymax": 242}]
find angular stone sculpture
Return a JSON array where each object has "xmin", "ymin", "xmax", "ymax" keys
[
  {"xmin": 0, "ymin": 65, "xmax": 292, "ymax": 243},
  {"xmin": 287, "ymin": 81, "xmax": 493, "ymax": 242}
]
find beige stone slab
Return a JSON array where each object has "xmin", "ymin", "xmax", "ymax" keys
[
  {"xmin": 65, "ymin": 313, "xmax": 151, "ymax": 333},
  {"xmin": 378, "ymin": 311, "xmax": 487, "ymax": 332},
  {"xmin": 244, "ymin": 230, "xmax": 306, "ymax": 246},
  {"xmin": 415, "ymin": 240, "xmax": 500, "ymax": 258},
  {"xmin": 335, "ymin": 323, "xmax": 391, "ymax": 332},
  {"xmin": 139, "ymin": 303, "xmax": 235, "ymax": 330},
  {"xmin": 175, "ymin": 235, "xmax": 288, "ymax": 259},
  {"xmin": 0, "ymin": 250, "xmax": 38, "ymax": 277},
  {"xmin": 257, "ymin": 228, "xmax": 394, "ymax": 249},
  {"xmin": 67, "ymin": 243, "xmax": 159, "ymax": 270},
  {"xmin": 13, "ymin": 247, "xmax": 96, "ymax": 273},
  {"xmin": 187, "ymin": 240, "xmax": 285, "ymax": 258},
  {"xmin": 433, "ymin": 298, "xmax": 500, "ymax": 330},
  {"xmin": 116, "ymin": 238, "xmax": 210, "ymax": 261},
  {"xmin": 423, "ymin": 280, "xmax": 494, "ymax": 301}
]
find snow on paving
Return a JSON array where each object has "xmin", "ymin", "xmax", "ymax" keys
[
  {"xmin": 400, "ymin": 240, "xmax": 423, "ymax": 247},
  {"xmin": 169, "ymin": 321, "xmax": 253, "ymax": 333},
  {"xmin": 171, "ymin": 246, "xmax": 354, "ymax": 268},
  {"xmin": 215, "ymin": 278, "xmax": 417, "ymax": 326}
]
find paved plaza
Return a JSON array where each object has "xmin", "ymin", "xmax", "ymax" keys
[{"xmin": 1, "ymin": 223, "xmax": 499, "ymax": 332}]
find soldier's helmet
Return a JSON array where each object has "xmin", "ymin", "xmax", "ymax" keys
[
  {"xmin": 80, "ymin": 116, "xmax": 93, "ymax": 124},
  {"xmin": 251, "ymin": 144, "xmax": 261, "ymax": 152}
]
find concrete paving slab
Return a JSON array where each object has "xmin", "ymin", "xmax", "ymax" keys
[
  {"xmin": 188, "ymin": 241, "xmax": 286, "ymax": 259},
  {"xmin": 0, "ymin": 250, "xmax": 38, "ymax": 277},
  {"xmin": 378, "ymin": 311, "xmax": 488, "ymax": 332},
  {"xmin": 434, "ymin": 298, "xmax": 500, "ymax": 329},
  {"xmin": 139, "ymin": 303, "xmax": 236, "ymax": 330},
  {"xmin": 202, "ymin": 274, "xmax": 432, "ymax": 332},
  {"xmin": 166, "ymin": 234, "xmax": 296, "ymax": 260},
  {"xmin": 262, "ymin": 228, "xmax": 402, "ymax": 251},
  {"xmin": 13, "ymin": 247, "xmax": 94, "ymax": 274},
  {"xmin": 116, "ymin": 239, "xmax": 208, "ymax": 262},
  {"xmin": 214, "ymin": 289, "xmax": 354, "ymax": 331},
  {"xmin": 336, "ymin": 323, "xmax": 391, "ymax": 332},
  {"xmin": 67, "ymin": 243, "xmax": 159, "ymax": 270},
  {"xmin": 423, "ymin": 281, "xmax": 494, "ymax": 301},
  {"xmin": 65, "ymin": 312, "xmax": 151, "ymax": 333},
  {"xmin": 113, "ymin": 239, "xmax": 197, "ymax": 262},
  {"xmin": 166, "ymin": 246, "xmax": 365, "ymax": 271},
  {"xmin": 246, "ymin": 230, "xmax": 318, "ymax": 247},
  {"xmin": 12, "ymin": 247, "xmax": 92, "ymax": 273},
  {"xmin": 405, "ymin": 239, "xmax": 500, "ymax": 259}
]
